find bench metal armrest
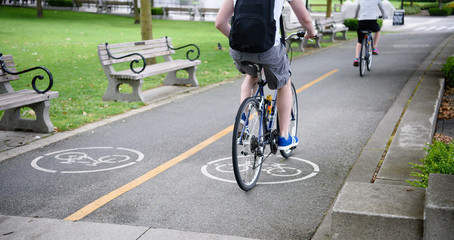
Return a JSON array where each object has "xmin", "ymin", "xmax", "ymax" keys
[
  {"xmin": 105, "ymin": 42, "xmax": 146, "ymax": 74},
  {"xmin": 0, "ymin": 53, "xmax": 54, "ymax": 94},
  {"xmin": 165, "ymin": 36, "xmax": 200, "ymax": 61}
]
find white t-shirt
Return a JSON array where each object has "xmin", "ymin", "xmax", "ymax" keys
[
  {"xmin": 233, "ymin": 0, "xmax": 288, "ymax": 46},
  {"xmin": 356, "ymin": 0, "xmax": 386, "ymax": 20}
]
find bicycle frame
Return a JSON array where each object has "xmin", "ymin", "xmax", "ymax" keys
[{"xmin": 238, "ymin": 68, "xmax": 278, "ymax": 150}]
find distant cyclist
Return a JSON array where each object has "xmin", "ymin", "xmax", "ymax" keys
[
  {"xmin": 353, "ymin": 0, "xmax": 387, "ymax": 67},
  {"xmin": 215, "ymin": 0, "xmax": 317, "ymax": 150}
]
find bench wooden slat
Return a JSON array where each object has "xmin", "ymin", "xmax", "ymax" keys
[
  {"xmin": 98, "ymin": 38, "xmax": 177, "ymax": 65},
  {"xmin": 0, "ymin": 89, "xmax": 59, "ymax": 111},
  {"xmin": 99, "ymin": 38, "xmax": 168, "ymax": 49},
  {"xmin": 111, "ymin": 59, "xmax": 201, "ymax": 80},
  {"xmin": 98, "ymin": 50, "xmax": 174, "ymax": 66},
  {"xmin": 101, "ymin": 42, "xmax": 170, "ymax": 54},
  {"xmin": 0, "ymin": 55, "xmax": 20, "ymax": 82}
]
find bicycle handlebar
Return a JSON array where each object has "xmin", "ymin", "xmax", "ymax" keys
[{"xmin": 285, "ymin": 30, "xmax": 318, "ymax": 42}]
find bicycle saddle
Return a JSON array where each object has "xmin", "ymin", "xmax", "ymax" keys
[{"xmin": 240, "ymin": 61, "xmax": 278, "ymax": 89}]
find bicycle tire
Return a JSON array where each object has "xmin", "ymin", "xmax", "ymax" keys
[
  {"xmin": 278, "ymin": 82, "xmax": 298, "ymax": 158},
  {"xmin": 367, "ymin": 35, "xmax": 373, "ymax": 71},
  {"xmin": 359, "ymin": 37, "xmax": 367, "ymax": 77},
  {"xmin": 232, "ymin": 97, "xmax": 264, "ymax": 191}
]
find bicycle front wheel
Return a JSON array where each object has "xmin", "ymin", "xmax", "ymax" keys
[
  {"xmin": 278, "ymin": 82, "xmax": 298, "ymax": 158},
  {"xmin": 232, "ymin": 97, "xmax": 264, "ymax": 191},
  {"xmin": 359, "ymin": 37, "xmax": 367, "ymax": 77}
]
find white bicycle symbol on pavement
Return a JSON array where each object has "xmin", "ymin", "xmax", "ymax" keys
[
  {"xmin": 202, "ymin": 157, "xmax": 319, "ymax": 185},
  {"xmin": 31, "ymin": 147, "xmax": 144, "ymax": 174},
  {"xmin": 215, "ymin": 162, "xmax": 302, "ymax": 177},
  {"xmin": 56, "ymin": 152, "xmax": 131, "ymax": 167}
]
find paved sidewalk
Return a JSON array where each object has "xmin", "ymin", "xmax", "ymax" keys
[{"xmin": 313, "ymin": 33, "xmax": 454, "ymax": 239}]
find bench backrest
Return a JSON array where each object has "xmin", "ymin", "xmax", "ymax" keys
[
  {"xmin": 0, "ymin": 55, "xmax": 20, "ymax": 83},
  {"xmin": 315, "ymin": 18, "xmax": 334, "ymax": 30},
  {"xmin": 98, "ymin": 37, "xmax": 175, "ymax": 67}
]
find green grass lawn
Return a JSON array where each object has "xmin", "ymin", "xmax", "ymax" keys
[
  {"xmin": 0, "ymin": 6, "xmax": 351, "ymax": 132},
  {"xmin": 0, "ymin": 6, "xmax": 240, "ymax": 131}
]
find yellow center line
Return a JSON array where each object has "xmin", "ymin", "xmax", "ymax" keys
[
  {"xmin": 296, "ymin": 69, "xmax": 339, "ymax": 94},
  {"xmin": 64, "ymin": 69, "xmax": 339, "ymax": 221}
]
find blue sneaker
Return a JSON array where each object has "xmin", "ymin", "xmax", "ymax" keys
[{"xmin": 278, "ymin": 134, "xmax": 299, "ymax": 150}]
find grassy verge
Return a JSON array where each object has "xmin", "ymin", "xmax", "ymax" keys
[
  {"xmin": 0, "ymin": 6, "xmax": 349, "ymax": 132},
  {"xmin": 0, "ymin": 6, "xmax": 239, "ymax": 131}
]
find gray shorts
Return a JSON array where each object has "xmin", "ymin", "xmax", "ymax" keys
[{"xmin": 229, "ymin": 43, "xmax": 292, "ymax": 90}]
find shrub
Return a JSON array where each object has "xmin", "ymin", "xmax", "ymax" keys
[
  {"xmin": 137, "ymin": 7, "xmax": 163, "ymax": 15},
  {"xmin": 343, "ymin": 18, "xmax": 382, "ymax": 31},
  {"xmin": 445, "ymin": 2, "xmax": 454, "ymax": 14},
  {"xmin": 152, "ymin": 7, "xmax": 163, "ymax": 15},
  {"xmin": 343, "ymin": 18, "xmax": 358, "ymax": 31},
  {"xmin": 442, "ymin": 56, "xmax": 454, "ymax": 87},
  {"xmin": 47, "ymin": 0, "xmax": 73, "ymax": 7},
  {"xmin": 406, "ymin": 2, "xmax": 438, "ymax": 10},
  {"xmin": 428, "ymin": 7, "xmax": 452, "ymax": 16},
  {"xmin": 408, "ymin": 141, "xmax": 454, "ymax": 188}
]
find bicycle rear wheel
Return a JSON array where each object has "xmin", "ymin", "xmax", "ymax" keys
[
  {"xmin": 232, "ymin": 97, "xmax": 264, "ymax": 191},
  {"xmin": 278, "ymin": 82, "xmax": 298, "ymax": 158},
  {"xmin": 367, "ymin": 36, "xmax": 373, "ymax": 71},
  {"xmin": 359, "ymin": 37, "xmax": 367, "ymax": 77}
]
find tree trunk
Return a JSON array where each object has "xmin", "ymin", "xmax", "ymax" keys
[
  {"xmin": 439, "ymin": 0, "xmax": 443, "ymax": 9},
  {"xmin": 134, "ymin": 0, "xmax": 139, "ymax": 24},
  {"xmin": 140, "ymin": 0, "xmax": 156, "ymax": 64},
  {"xmin": 37, "ymin": 0, "xmax": 43, "ymax": 18},
  {"xmin": 326, "ymin": 0, "xmax": 332, "ymax": 18}
]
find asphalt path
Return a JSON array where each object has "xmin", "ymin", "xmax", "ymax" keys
[{"xmin": 0, "ymin": 28, "xmax": 452, "ymax": 239}]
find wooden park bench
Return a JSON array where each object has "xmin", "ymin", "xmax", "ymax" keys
[
  {"xmin": 97, "ymin": 37, "xmax": 201, "ymax": 103},
  {"xmin": 0, "ymin": 54, "xmax": 59, "ymax": 133},
  {"xmin": 314, "ymin": 17, "xmax": 348, "ymax": 43},
  {"xmin": 163, "ymin": 6, "xmax": 195, "ymax": 19},
  {"xmin": 74, "ymin": 0, "xmax": 102, "ymax": 13},
  {"xmin": 103, "ymin": 0, "xmax": 133, "ymax": 14},
  {"xmin": 199, "ymin": 8, "xmax": 218, "ymax": 20}
]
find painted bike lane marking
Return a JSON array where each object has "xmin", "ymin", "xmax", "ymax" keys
[{"xmin": 64, "ymin": 69, "xmax": 339, "ymax": 221}]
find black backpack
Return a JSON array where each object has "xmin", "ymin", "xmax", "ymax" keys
[{"xmin": 229, "ymin": 0, "xmax": 284, "ymax": 53}]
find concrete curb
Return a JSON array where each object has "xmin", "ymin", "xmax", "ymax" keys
[{"xmin": 313, "ymin": 33, "xmax": 454, "ymax": 240}]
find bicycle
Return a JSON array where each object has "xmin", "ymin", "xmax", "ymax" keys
[
  {"xmin": 359, "ymin": 30, "xmax": 373, "ymax": 77},
  {"xmin": 231, "ymin": 32, "xmax": 303, "ymax": 191}
]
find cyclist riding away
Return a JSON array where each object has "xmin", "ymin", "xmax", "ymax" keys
[
  {"xmin": 215, "ymin": 0, "xmax": 317, "ymax": 150},
  {"xmin": 353, "ymin": 0, "xmax": 387, "ymax": 67}
]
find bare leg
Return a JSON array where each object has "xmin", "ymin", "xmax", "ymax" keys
[
  {"xmin": 277, "ymin": 79, "xmax": 293, "ymax": 138},
  {"xmin": 355, "ymin": 42, "xmax": 361, "ymax": 59},
  {"xmin": 240, "ymin": 74, "xmax": 258, "ymax": 103},
  {"xmin": 373, "ymin": 31, "xmax": 380, "ymax": 49}
]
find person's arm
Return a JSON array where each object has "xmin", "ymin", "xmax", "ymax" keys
[
  {"xmin": 378, "ymin": 1, "xmax": 387, "ymax": 19},
  {"xmin": 215, "ymin": 0, "xmax": 234, "ymax": 38},
  {"xmin": 288, "ymin": 0, "xmax": 317, "ymax": 39},
  {"xmin": 354, "ymin": 4, "xmax": 360, "ymax": 19}
]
